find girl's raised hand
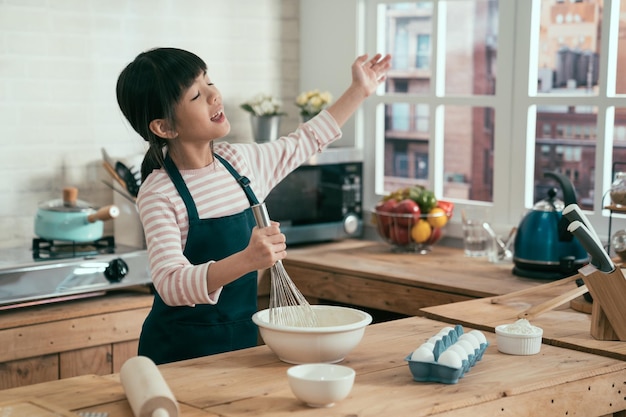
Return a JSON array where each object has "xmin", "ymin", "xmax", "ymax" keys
[{"xmin": 352, "ymin": 53, "xmax": 392, "ymax": 97}]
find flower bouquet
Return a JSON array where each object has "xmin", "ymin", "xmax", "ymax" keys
[
  {"xmin": 295, "ymin": 89, "xmax": 332, "ymax": 120},
  {"xmin": 240, "ymin": 93, "xmax": 286, "ymax": 117}
]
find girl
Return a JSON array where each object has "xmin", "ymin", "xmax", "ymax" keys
[{"xmin": 116, "ymin": 47, "xmax": 391, "ymax": 364}]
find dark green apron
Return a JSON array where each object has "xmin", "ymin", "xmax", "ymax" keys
[{"xmin": 138, "ymin": 153, "xmax": 260, "ymax": 365}]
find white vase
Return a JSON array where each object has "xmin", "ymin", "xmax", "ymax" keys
[{"xmin": 250, "ymin": 115, "xmax": 281, "ymax": 142}]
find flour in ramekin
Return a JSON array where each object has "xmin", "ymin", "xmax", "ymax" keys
[{"xmin": 499, "ymin": 319, "xmax": 542, "ymax": 335}]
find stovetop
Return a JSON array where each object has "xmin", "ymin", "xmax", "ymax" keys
[{"xmin": 0, "ymin": 238, "xmax": 153, "ymax": 309}]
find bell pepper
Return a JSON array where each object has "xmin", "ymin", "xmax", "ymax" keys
[
  {"xmin": 436, "ymin": 200, "xmax": 455, "ymax": 218},
  {"xmin": 415, "ymin": 189, "xmax": 438, "ymax": 213}
]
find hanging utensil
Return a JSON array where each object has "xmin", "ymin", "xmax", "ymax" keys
[
  {"xmin": 115, "ymin": 161, "xmax": 141, "ymax": 197},
  {"xmin": 101, "ymin": 180, "xmax": 136, "ymax": 203},
  {"xmin": 101, "ymin": 148, "xmax": 141, "ymax": 197},
  {"xmin": 102, "ymin": 160, "xmax": 128, "ymax": 192},
  {"xmin": 251, "ymin": 203, "xmax": 318, "ymax": 327}
]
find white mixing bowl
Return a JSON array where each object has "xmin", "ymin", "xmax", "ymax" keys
[{"xmin": 252, "ymin": 305, "xmax": 373, "ymax": 364}]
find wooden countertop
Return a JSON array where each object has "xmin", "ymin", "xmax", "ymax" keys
[
  {"xmin": 281, "ymin": 240, "xmax": 546, "ymax": 316},
  {"xmin": 1, "ymin": 316, "xmax": 625, "ymax": 417},
  {"xmin": 285, "ymin": 239, "xmax": 542, "ymax": 298}
]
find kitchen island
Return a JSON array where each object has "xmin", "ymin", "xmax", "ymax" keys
[{"xmin": 1, "ymin": 315, "xmax": 625, "ymax": 417}]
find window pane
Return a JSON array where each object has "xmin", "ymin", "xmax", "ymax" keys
[
  {"xmin": 611, "ymin": 108, "xmax": 626, "ymax": 179},
  {"xmin": 442, "ymin": 106, "xmax": 495, "ymax": 202},
  {"xmin": 445, "ymin": 0, "xmax": 499, "ymax": 95},
  {"xmin": 383, "ymin": 103, "xmax": 431, "ymax": 192},
  {"xmin": 534, "ymin": 105, "xmax": 597, "ymax": 210},
  {"xmin": 537, "ymin": 0, "xmax": 602, "ymax": 96},
  {"xmin": 382, "ymin": 2, "xmax": 434, "ymax": 94},
  {"xmin": 616, "ymin": 1, "xmax": 626, "ymax": 95}
]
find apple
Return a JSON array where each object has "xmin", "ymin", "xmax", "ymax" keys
[
  {"xmin": 426, "ymin": 227, "xmax": 443, "ymax": 245},
  {"xmin": 375, "ymin": 217, "xmax": 392, "ymax": 239},
  {"xmin": 375, "ymin": 198, "xmax": 398, "ymax": 229},
  {"xmin": 392, "ymin": 198, "xmax": 421, "ymax": 227},
  {"xmin": 390, "ymin": 224, "xmax": 411, "ymax": 245}
]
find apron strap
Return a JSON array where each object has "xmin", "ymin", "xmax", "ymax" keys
[
  {"xmin": 214, "ymin": 153, "xmax": 260, "ymax": 206},
  {"xmin": 164, "ymin": 153, "xmax": 200, "ymax": 221},
  {"xmin": 163, "ymin": 153, "xmax": 260, "ymax": 222}
]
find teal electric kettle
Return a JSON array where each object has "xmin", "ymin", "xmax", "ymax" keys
[{"xmin": 513, "ymin": 172, "xmax": 589, "ymax": 279}]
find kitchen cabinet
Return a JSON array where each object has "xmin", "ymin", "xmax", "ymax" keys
[
  {"xmin": 0, "ymin": 282, "xmax": 273, "ymax": 390},
  {"xmin": 0, "ymin": 290, "xmax": 152, "ymax": 390}
]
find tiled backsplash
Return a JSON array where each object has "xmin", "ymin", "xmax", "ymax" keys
[{"xmin": 0, "ymin": 0, "xmax": 301, "ymax": 249}]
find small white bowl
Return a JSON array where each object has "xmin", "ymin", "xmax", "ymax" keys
[
  {"xmin": 252, "ymin": 305, "xmax": 372, "ymax": 364},
  {"xmin": 287, "ymin": 363, "xmax": 355, "ymax": 408},
  {"xmin": 495, "ymin": 323, "xmax": 543, "ymax": 355}
]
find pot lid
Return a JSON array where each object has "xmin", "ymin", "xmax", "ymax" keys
[
  {"xmin": 38, "ymin": 187, "xmax": 94, "ymax": 213},
  {"xmin": 532, "ymin": 188, "xmax": 564, "ymax": 212}
]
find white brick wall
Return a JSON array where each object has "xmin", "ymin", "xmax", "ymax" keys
[{"xmin": 0, "ymin": 0, "xmax": 301, "ymax": 249}]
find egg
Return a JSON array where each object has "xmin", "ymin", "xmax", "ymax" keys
[
  {"xmin": 455, "ymin": 339, "xmax": 476, "ymax": 356},
  {"xmin": 439, "ymin": 326, "xmax": 455, "ymax": 335},
  {"xmin": 411, "ymin": 346, "xmax": 435, "ymax": 362},
  {"xmin": 448, "ymin": 344, "xmax": 468, "ymax": 361},
  {"xmin": 427, "ymin": 335, "xmax": 442, "ymax": 345},
  {"xmin": 419, "ymin": 342, "xmax": 435, "ymax": 352},
  {"xmin": 459, "ymin": 333, "xmax": 480, "ymax": 350},
  {"xmin": 469, "ymin": 330, "xmax": 487, "ymax": 345},
  {"xmin": 437, "ymin": 349, "xmax": 462, "ymax": 369}
]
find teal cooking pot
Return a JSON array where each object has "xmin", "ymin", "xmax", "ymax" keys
[
  {"xmin": 34, "ymin": 187, "xmax": 119, "ymax": 242},
  {"xmin": 513, "ymin": 172, "xmax": 589, "ymax": 279}
]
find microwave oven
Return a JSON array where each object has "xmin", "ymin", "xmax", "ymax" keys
[{"xmin": 264, "ymin": 148, "xmax": 363, "ymax": 245}]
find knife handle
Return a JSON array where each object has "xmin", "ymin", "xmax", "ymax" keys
[
  {"xmin": 563, "ymin": 204, "xmax": 602, "ymax": 248},
  {"xmin": 568, "ymin": 221, "xmax": 614, "ymax": 272}
]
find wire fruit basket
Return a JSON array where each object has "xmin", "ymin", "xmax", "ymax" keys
[{"xmin": 371, "ymin": 207, "xmax": 453, "ymax": 254}]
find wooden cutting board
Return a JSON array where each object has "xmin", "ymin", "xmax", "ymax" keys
[{"xmin": 0, "ymin": 398, "xmax": 76, "ymax": 417}]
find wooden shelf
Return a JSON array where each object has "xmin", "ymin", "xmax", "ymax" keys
[{"xmin": 604, "ymin": 204, "xmax": 626, "ymax": 213}]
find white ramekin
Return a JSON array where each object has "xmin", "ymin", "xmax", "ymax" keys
[{"xmin": 495, "ymin": 324, "xmax": 543, "ymax": 355}]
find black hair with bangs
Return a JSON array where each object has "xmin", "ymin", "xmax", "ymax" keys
[{"xmin": 116, "ymin": 47, "xmax": 207, "ymax": 182}]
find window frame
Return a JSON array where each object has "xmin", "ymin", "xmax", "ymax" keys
[{"xmin": 300, "ymin": 0, "xmax": 626, "ymax": 241}]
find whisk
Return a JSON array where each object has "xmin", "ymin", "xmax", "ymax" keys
[{"xmin": 252, "ymin": 203, "xmax": 318, "ymax": 327}]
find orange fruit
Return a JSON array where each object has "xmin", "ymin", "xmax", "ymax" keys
[
  {"xmin": 411, "ymin": 219, "xmax": 432, "ymax": 243},
  {"xmin": 427, "ymin": 207, "xmax": 448, "ymax": 228}
]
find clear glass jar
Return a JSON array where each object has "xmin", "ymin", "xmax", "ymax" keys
[
  {"xmin": 612, "ymin": 230, "xmax": 626, "ymax": 260},
  {"xmin": 610, "ymin": 172, "xmax": 626, "ymax": 206}
]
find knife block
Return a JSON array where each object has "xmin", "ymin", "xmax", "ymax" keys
[{"xmin": 579, "ymin": 265, "xmax": 626, "ymax": 341}]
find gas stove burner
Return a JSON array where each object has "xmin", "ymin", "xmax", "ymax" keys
[{"xmin": 32, "ymin": 236, "xmax": 116, "ymax": 260}]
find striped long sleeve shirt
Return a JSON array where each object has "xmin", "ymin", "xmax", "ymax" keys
[{"xmin": 137, "ymin": 111, "xmax": 342, "ymax": 307}]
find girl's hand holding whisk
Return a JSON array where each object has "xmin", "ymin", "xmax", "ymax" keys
[{"xmin": 246, "ymin": 221, "xmax": 287, "ymax": 270}]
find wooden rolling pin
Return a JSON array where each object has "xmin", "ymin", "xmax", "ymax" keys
[{"xmin": 120, "ymin": 356, "xmax": 179, "ymax": 417}]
